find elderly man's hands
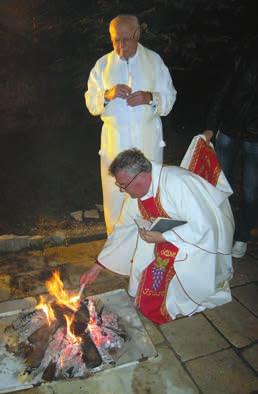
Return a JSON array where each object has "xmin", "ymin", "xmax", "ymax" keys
[
  {"xmin": 105, "ymin": 84, "xmax": 132, "ymax": 100},
  {"xmin": 139, "ymin": 229, "xmax": 165, "ymax": 244},
  {"xmin": 126, "ymin": 91, "xmax": 152, "ymax": 107},
  {"xmin": 80, "ymin": 264, "xmax": 103, "ymax": 287},
  {"xmin": 104, "ymin": 87, "xmax": 152, "ymax": 107}
]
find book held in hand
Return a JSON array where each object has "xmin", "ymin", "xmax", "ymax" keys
[{"xmin": 134, "ymin": 216, "xmax": 187, "ymax": 233}]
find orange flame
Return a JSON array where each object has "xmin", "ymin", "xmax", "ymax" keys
[
  {"xmin": 45, "ymin": 271, "xmax": 79, "ymax": 312},
  {"xmin": 35, "ymin": 295, "xmax": 56, "ymax": 325},
  {"xmin": 36, "ymin": 271, "xmax": 86, "ymax": 342},
  {"xmin": 64, "ymin": 314, "xmax": 78, "ymax": 342}
]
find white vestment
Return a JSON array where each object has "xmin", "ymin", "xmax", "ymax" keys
[
  {"xmin": 85, "ymin": 43, "xmax": 177, "ymax": 234},
  {"xmin": 97, "ymin": 162, "xmax": 234, "ymax": 320}
]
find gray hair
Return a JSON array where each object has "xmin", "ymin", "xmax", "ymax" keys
[
  {"xmin": 109, "ymin": 15, "xmax": 140, "ymax": 33},
  {"xmin": 109, "ymin": 149, "xmax": 152, "ymax": 177}
]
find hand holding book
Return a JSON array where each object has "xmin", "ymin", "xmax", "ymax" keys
[{"xmin": 134, "ymin": 216, "xmax": 187, "ymax": 233}]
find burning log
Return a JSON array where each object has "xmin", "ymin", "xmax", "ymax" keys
[
  {"xmin": 17, "ymin": 320, "xmax": 61, "ymax": 369},
  {"xmin": 42, "ymin": 361, "xmax": 57, "ymax": 382},
  {"xmin": 1, "ymin": 272, "xmax": 128, "ymax": 383},
  {"xmin": 71, "ymin": 301, "xmax": 90, "ymax": 336},
  {"xmin": 81, "ymin": 331, "xmax": 102, "ymax": 369}
]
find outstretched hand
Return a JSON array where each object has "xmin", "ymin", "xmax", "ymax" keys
[
  {"xmin": 139, "ymin": 229, "xmax": 165, "ymax": 244},
  {"xmin": 80, "ymin": 264, "xmax": 103, "ymax": 287}
]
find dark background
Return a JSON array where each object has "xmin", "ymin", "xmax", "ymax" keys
[{"xmin": 0, "ymin": 0, "xmax": 257, "ymax": 234}]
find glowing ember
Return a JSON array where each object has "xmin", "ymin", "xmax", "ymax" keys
[{"xmin": 1, "ymin": 271, "xmax": 127, "ymax": 384}]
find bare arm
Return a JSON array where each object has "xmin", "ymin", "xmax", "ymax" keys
[{"xmin": 80, "ymin": 263, "xmax": 103, "ymax": 287}]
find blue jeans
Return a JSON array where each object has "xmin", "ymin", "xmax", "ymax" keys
[{"xmin": 216, "ymin": 131, "xmax": 258, "ymax": 242}]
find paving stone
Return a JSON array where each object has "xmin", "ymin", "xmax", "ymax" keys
[
  {"xmin": 18, "ymin": 343, "xmax": 198, "ymax": 394},
  {"xmin": 160, "ymin": 314, "xmax": 229, "ymax": 362},
  {"xmin": 185, "ymin": 348, "xmax": 258, "ymax": 394},
  {"xmin": 242, "ymin": 343, "xmax": 258, "ymax": 372},
  {"xmin": 43, "ymin": 233, "xmax": 66, "ymax": 247},
  {"xmin": 232, "ymin": 283, "xmax": 258, "ymax": 316},
  {"xmin": 83, "ymin": 209, "xmax": 100, "ymax": 219},
  {"xmin": 205, "ymin": 298, "xmax": 258, "ymax": 348},
  {"xmin": 139, "ymin": 314, "xmax": 165, "ymax": 346},
  {"xmin": 70, "ymin": 209, "xmax": 100, "ymax": 221},
  {"xmin": 70, "ymin": 210, "xmax": 83, "ymax": 221},
  {"xmin": 0, "ymin": 274, "xmax": 11, "ymax": 301},
  {"xmin": 230, "ymin": 255, "xmax": 258, "ymax": 287},
  {"xmin": 0, "ymin": 296, "xmax": 37, "ymax": 317},
  {"xmin": 0, "ymin": 234, "xmax": 30, "ymax": 252},
  {"xmin": 1, "ymin": 240, "xmax": 257, "ymax": 394},
  {"xmin": 0, "ymin": 233, "xmax": 66, "ymax": 252},
  {"xmin": 29, "ymin": 235, "xmax": 45, "ymax": 249}
]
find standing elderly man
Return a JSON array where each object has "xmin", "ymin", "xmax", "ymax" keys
[
  {"xmin": 80, "ymin": 147, "xmax": 234, "ymax": 324},
  {"xmin": 85, "ymin": 14, "xmax": 177, "ymax": 234}
]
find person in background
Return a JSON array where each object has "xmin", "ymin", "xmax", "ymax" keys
[
  {"xmin": 80, "ymin": 148, "xmax": 234, "ymax": 324},
  {"xmin": 85, "ymin": 14, "xmax": 176, "ymax": 234},
  {"xmin": 203, "ymin": 39, "xmax": 258, "ymax": 258}
]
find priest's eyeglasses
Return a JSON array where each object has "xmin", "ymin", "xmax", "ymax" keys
[{"xmin": 115, "ymin": 171, "xmax": 141, "ymax": 191}]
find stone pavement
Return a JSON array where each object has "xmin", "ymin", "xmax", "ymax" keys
[{"xmin": 0, "ymin": 238, "xmax": 258, "ymax": 394}]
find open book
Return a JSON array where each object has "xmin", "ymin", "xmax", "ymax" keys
[{"xmin": 134, "ymin": 216, "xmax": 187, "ymax": 233}]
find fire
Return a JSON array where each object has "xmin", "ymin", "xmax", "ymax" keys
[
  {"xmin": 35, "ymin": 295, "xmax": 56, "ymax": 325},
  {"xmin": 36, "ymin": 271, "xmax": 84, "ymax": 339},
  {"xmin": 64, "ymin": 314, "xmax": 78, "ymax": 343},
  {"xmin": 45, "ymin": 271, "xmax": 79, "ymax": 312},
  {"xmin": 7, "ymin": 270, "xmax": 126, "ymax": 381},
  {"xmin": 35, "ymin": 271, "xmax": 104, "ymax": 345}
]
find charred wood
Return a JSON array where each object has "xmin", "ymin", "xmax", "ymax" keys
[
  {"xmin": 42, "ymin": 361, "xmax": 57, "ymax": 381},
  {"xmin": 71, "ymin": 302, "xmax": 90, "ymax": 336},
  {"xmin": 23, "ymin": 321, "xmax": 60, "ymax": 368},
  {"xmin": 81, "ymin": 332, "xmax": 102, "ymax": 369}
]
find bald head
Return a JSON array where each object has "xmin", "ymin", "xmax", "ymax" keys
[
  {"xmin": 109, "ymin": 15, "xmax": 140, "ymax": 59},
  {"xmin": 109, "ymin": 15, "xmax": 139, "ymax": 34}
]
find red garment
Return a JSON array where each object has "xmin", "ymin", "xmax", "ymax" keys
[
  {"xmin": 187, "ymin": 138, "xmax": 221, "ymax": 186},
  {"xmin": 136, "ymin": 194, "xmax": 178, "ymax": 324},
  {"xmin": 135, "ymin": 140, "xmax": 221, "ymax": 324}
]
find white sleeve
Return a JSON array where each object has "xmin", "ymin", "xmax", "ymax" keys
[
  {"xmin": 152, "ymin": 56, "xmax": 177, "ymax": 116},
  {"xmin": 97, "ymin": 198, "xmax": 139, "ymax": 276},
  {"xmin": 85, "ymin": 61, "xmax": 106, "ymax": 116},
  {"xmin": 162, "ymin": 174, "xmax": 221, "ymax": 253}
]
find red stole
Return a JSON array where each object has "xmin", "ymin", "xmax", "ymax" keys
[
  {"xmin": 187, "ymin": 137, "xmax": 221, "ymax": 186},
  {"xmin": 135, "ymin": 138, "xmax": 221, "ymax": 324},
  {"xmin": 136, "ymin": 192, "xmax": 178, "ymax": 324}
]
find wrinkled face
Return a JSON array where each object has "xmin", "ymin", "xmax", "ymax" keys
[
  {"xmin": 110, "ymin": 20, "xmax": 139, "ymax": 59},
  {"xmin": 114, "ymin": 169, "xmax": 151, "ymax": 199}
]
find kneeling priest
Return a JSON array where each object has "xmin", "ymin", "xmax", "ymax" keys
[{"xmin": 80, "ymin": 140, "xmax": 234, "ymax": 324}]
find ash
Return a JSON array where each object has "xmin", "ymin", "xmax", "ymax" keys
[{"xmin": 2, "ymin": 297, "xmax": 127, "ymax": 383}]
